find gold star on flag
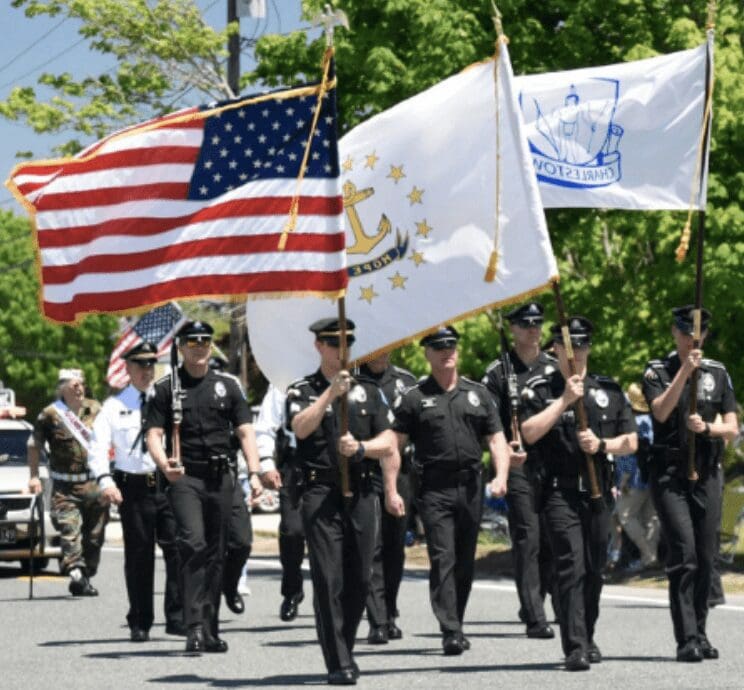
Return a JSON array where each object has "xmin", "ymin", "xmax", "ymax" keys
[
  {"xmin": 365, "ymin": 152, "xmax": 379, "ymax": 169},
  {"xmin": 388, "ymin": 272, "xmax": 408, "ymax": 289},
  {"xmin": 416, "ymin": 219, "xmax": 433, "ymax": 238},
  {"xmin": 359, "ymin": 285, "xmax": 379, "ymax": 303},
  {"xmin": 387, "ymin": 164, "xmax": 405, "ymax": 183},
  {"xmin": 342, "ymin": 156, "xmax": 354, "ymax": 172},
  {"xmin": 409, "ymin": 250, "xmax": 426, "ymax": 267},
  {"xmin": 407, "ymin": 186, "xmax": 424, "ymax": 205}
]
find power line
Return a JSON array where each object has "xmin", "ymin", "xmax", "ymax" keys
[
  {"xmin": 0, "ymin": 36, "xmax": 88, "ymax": 90},
  {"xmin": 0, "ymin": 17, "xmax": 69, "ymax": 76}
]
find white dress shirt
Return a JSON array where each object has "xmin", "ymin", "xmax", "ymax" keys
[
  {"xmin": 89, "ymin": 385, "xmax": 156, "ymax": 489},
  {"xmin": 254, "ymin": 384, "xmax": 291, "ymax": 472}
]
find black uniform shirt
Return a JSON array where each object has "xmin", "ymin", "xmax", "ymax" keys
[
  {"xmin": 642, "ymin": 352, "xmax": 736, "ymax": 461},
  {"xmin": 145, "ymin": 368, "xmax": 252, "ymax": 460},
  {"xmin": 521, "ymin": 370, "xmax": 635, "ymax": 478},
  {"xmin": 483, "ymin": 350, "xmax": 557, "ymax": 439},
  {"xmin": 286, "ymin": 369, "xmax": 393, "ymax": 472},
  {"xmin": 393, "ymin": 375, "xmax": 502, "ymax": 470}
]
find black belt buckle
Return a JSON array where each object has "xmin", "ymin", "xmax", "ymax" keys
[
  {"xmin": 146, "ymin": 473, "xmax": 156, "ymax": 488},
  {"xmin": 578, "ymin": 474, "xmax": 586, "ymax": 492},
  {"xmin": 308, "ymin": 469, "xmax": 317, "ymax": 483}
]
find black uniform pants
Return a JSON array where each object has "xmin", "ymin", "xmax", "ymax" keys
[
  {"xmin": 366, "ymin": 471, "xmax": 412, "ymax": 627},
  {"xmin": 279, "ymin": 464, "xmax": 305, "ymax": 598},
  {"xmin": 116, "ymin": 474, "xmax": 182, "ymax": 632},
  {"xmin": 223, "ymin": 479, "xmax": 252, "ymax": 596},
  {"xmin": 419, "ymin": 475, "xmax": 482, "ymax": 635},
  {"xmin": 167, "ymin": 471, "xmax": 233, "ymax": 635},
  {"xmin": 302, "ymin": 483, "xmax": 378, "ymax": 673},
  {"xmin": 543, "ymin": 487, "xmax": 609, "ymax": 657},
  {"xmin": 505, "ymin": 469, "xmax": 554, "ymax": 627},
  {"xmin": 651, "ymin": 469, "xmax": 721, "ymax": 646}
]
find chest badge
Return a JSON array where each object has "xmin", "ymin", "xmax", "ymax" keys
[
  {"xmin": 395, "ymin": 378, "xmax": 406, "ymax": 393},
  {"xmin": 593, "ymin": 389, "xmax": 609, "ymax": 409},
  {"xmin": 349, "ymin": 385, "xmax": 367, "ymax": 403},
  {"xmin": 467, "ymin": 391, "xmax": 481, "ymax": 408},
  {"xmin": 214, "ymin": 381, "xmax": 227, "ymax": 398},
  {"xmin": 544, "ymin": 365, "xmax": 555, "ymax": 376},
  {"xmin": 702, "ymin": 372, "xmax": 715, "ymax": 393}
]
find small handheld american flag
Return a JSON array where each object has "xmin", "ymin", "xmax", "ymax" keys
[{"xmin": 106, "ymin": 302, "xmax": 187, "ymax": 388}]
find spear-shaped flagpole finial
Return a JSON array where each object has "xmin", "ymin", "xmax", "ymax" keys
[
  {"xmin": 491, "ymin": 1, "xmax": 504, "ymax": 39},
  {"xmin": 311, "ymin": 4, "xmax": 350, "ymax": 47},
  {"xmin": 706, "ymin": 0, "xmax": 716, "ymax": 30}
]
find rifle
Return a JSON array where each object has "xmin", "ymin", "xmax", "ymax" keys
[
  {"xmin": 170, "ymin": 341, "xmax": 183, "ymax": 467},
  {"xmin": 552, "ymin": 282, "xmax": 603, "ymax": 511},
  {"xmin": 497, "ymin": 312, "xmax": 523, "ymax": 452},
  {"xmin": 337, "ymin": 297, "xmax": 352, "ymax": 498}
]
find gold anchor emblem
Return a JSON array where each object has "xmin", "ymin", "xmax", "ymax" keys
[{"xmin": 343, "ymin": 180, "xmax": 391, "ymax": 255}]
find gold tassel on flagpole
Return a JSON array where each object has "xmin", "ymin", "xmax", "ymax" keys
[{"xmin": 484, "ymin": 2, "xmax": 507, "ymax": 283}]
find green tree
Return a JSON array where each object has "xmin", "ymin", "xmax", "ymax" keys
[{"xmin": 0, "ymin": 211, "xmax": 117, "ymax": 416}]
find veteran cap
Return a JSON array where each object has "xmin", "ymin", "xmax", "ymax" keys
[
  {"xmin": 58, "ymin": 368, "xmax": 84, "ymax": 383},
  {"xmin": 550, "ymin": 316, "xmax": 593, "ymax": 347},
  {"xmin": 420, "ymin": 325, "xmax": 460, "ymax": 350},
  {"xmin": 122, "ymin": 341, "xmax": 158, "ymax": 362},
  {"xmin": 505, "ymin": 302, "xmax": 544, "ymax": 327},
  {"xmin": 672, "ymin": 305, "xmax": 711, "ymax": 335},
  {"xmin": 177, "ymin": 320, "xmax": 214, "ymax": 342},
  {"xmin": 309, "ymin": 317, "xmax": 356, "ymax": 347}
]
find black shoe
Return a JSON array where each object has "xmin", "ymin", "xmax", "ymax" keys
[
  {"xmin": 565, "ymin": 650, "xmax": 590, "ymax": 671},
  {"xmin": 367, "ymin": 625, "xmax": 389, "ymax": 644},
  {"xmin": 130, "ymin": 628, "xmax": 149, "ymax": 642},
  {"xmin": 203, "ymin": 630, "xmax": 228, "ymax": 653},
  {"xmin": 442, "ymin": 632, "xmax": 464, "ymax": 656},
  {"xmin": 587, "ymin": 642, "xmax": 602, "ymax": 664},
  {"xmin": 280, "ymin": 592, "xmax": 304, "ymax": 622},
  {"xmin": 185, "ymin": 627, "xmax": 204, "ymax": 654},
  {"xmin": 676, "ymin": 640, "xmax": 703, "ymax": 662},
  {"xmin": 166, "ymin": 622, "xmax": 187, "ymax": 636},
  {"xmin": 327, "ymin": 668, "xmax": 356, "ymax": 685},
  {"xmin": 350, "ymin": 660, "xmax": 360, "ymax": 680},
  {"xmin": 69, "ymin": 577, "xmax": 98, "ymax": 597},
  {"xmin": 526, "ymin": 623, "xmax": 555, "ymax": 639},
  {"xmin": 699, "ymin": 637, "xmax": 719, "ymax": 660},
  {"xmin": 224, "ymin": 590, "xmax": 245, "ymax": 614},
  {"xmin": 517, "ymin": 608, "xmax": 527, "ymax": 623},
  {"xmin": 387, "ymin": 622, "xmax": 403, "ymax": 640}
]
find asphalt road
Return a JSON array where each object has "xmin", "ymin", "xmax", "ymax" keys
[{"xmin": 1, "ymin": 545, "xmax": 743, "ymax": 689}]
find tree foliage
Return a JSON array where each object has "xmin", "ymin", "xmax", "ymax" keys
[
  {"xmin": 250, "ymin": 1, "xmax": 743, "ymax": 393},
  {"xmin": 0, "ymin": 211, "xmax": 117, "ymax": 416},
  {"xmin": 1, "ymin": 0, "xmax": 742, "ymax": 401}
]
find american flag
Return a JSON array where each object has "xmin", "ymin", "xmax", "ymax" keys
[
  {"xmin": 106, "ymin": 302, "xmax": 188, "ymax": 389},
  {"xmin": 7, "ymin": 79, "xmax": 346, "ymax": 324}
]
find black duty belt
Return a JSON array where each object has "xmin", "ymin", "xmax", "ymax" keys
[
  {"xmin": 303, "ymin": 465, "xmax": 375, "ymax": 487},
  {"xmin": 550, "ymin": 474, "xmax": 589, "ymax": 492},
  {"xmin": 181, "ymin": 457, "xmax": 233, "ymax": 479},
  {"xmin": 114, "ymin": 469, "xmax": 158, "ymax": 489},
  {"xmin": 422, "ymin": 466, "xmax": 479, "ymax": 489}
]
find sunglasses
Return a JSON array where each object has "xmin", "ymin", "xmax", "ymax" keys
[
  {"xmin": 515, "ymin": 319, "xmax": 543, "ymax": 328},
  {"xmin": 184, "ymin": 338, "xmax": 212, "ymax": 348},
  {"xmin": 131, "ymin": 360, "xmax": 156, "ymax": 368}
]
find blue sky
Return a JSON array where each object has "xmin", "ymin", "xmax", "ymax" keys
[{"xmin": 1, "ymin": 0, "xmax": 315, "ymax": 212}]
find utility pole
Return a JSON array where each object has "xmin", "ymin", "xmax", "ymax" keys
[{"xmin": 226, "ymin": 0, "xmax": 247, "ymax": 387}]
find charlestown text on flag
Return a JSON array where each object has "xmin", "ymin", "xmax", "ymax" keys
[
  {"xmin": 106, "ymin": 302, "xmax": 187, "ymax": 389},
  {"xmin": 6, "ymin": 82, "xmax": 346, "ymax": 323}
]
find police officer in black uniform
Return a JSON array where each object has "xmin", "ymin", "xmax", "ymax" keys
[
  {"xmin": 145, "ymin": 321, "xmax": 263, "ymax": 654},
  {"xmin": 521, "ymin": 317, "xmax": 637, "ymax": 671},
  {"xmin": 393, "ymin": 326, "xmax": 511, "ymax": 655},
  {"xmin": 360, "ymin": 351, "xmax": 417, "ymax": 644},
  {"xmin": 642, "ymin": 306, "xmax": 738, "ymax": 662},
  {"xmin": 482, "ymin": 302, "xmax": 556, "ymax": 640},
  {"xmin": 287, "ymin": 318, "xmax": 401, "ymax": 686}
]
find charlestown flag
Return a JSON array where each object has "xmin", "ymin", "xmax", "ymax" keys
[
  {"xmin": 106, "ymin": 302, "xmax": 187, "ymax": 389},
  {"xmin": 6, "ymin": 81, "xmax": 346, "ymax": 323},
  {"xmin": 247, "ymin": 42, "xmax": 558, "ymax": 390},
  {"xmin": 515, "ymin": 39, "xmax": 710, "ymax": 210}
]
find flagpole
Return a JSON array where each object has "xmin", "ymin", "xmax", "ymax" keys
[
  {"xmin": 551, "ymin": 281, "xmax": 603, "ymax": 511},
  {"xmin": 685, "ymin": 1, "xmax": 716, "ymax": 485},
  {"xmin": 311, "ymin": 4, "xmax": 353, "ymax": 498}
]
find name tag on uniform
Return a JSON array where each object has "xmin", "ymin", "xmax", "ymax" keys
[{"xmin": 421, "ymin": 398, "xmax": 437, "ymax": 409}]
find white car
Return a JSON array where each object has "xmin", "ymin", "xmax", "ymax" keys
[{"xmin": 0, "ymin": 414, "xmax": 62, "ymax": 571}]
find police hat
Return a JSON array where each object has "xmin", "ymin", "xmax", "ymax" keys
[
  {"xmin": 309, "ymin": 317, "xmax": 356, "ymax": 347},
  {"xmin": 122, "ymin": 341, "xmax": 158, "ymax": 362},
  {"xmin": 505, "ymin": 302, "xmax": 544, "ymax": 326},
  {"xmin": 420, "ymin": 325, "xmax": 459, "ymax": 350},
  {"xmin": 550, "ymin": 316, "xmax": 593, "ymax": 347},
  {"xmin": 672, "ymin": 305, "xmax": 711, "ymax": 335},
  {"xmin": 177, "ymin": 320, "xmax": 214, "ymax": 342}
]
